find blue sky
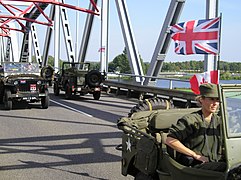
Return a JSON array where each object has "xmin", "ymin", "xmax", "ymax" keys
[
  {"xmin": 1, "ymin": 1, "xmax": 241, "ymax": 63},
  {"xmin": 107, "ymin": 0, "xmax": 241, "ymax": 63},
  {"xmin": 78, "ymin": 0, "xmax": 241, "ymax": 63}
]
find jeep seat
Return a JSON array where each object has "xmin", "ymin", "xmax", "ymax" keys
[{"xmin": 159, "ymin": 153, "xmax": 225, "ymax": 180}]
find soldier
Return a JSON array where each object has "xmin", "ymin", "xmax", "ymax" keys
[{"xmin": 166, "ymin": 83, "xmax": 226, "ymax": 172}]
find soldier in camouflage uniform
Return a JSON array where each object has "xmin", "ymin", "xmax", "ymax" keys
[{"xmin": 166, "ymin": 83, "xmax": 226, "ymax": 172}]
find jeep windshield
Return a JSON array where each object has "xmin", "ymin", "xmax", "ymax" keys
[
  {"xmin": 62, "ymin": 62, "xmax": 90, "ymax": 71},
  {"xmin": 3, "ymin": 62, "xmax": 39, "ymax": 76},
  {"xmin": 222, "ymin": 85, "xmax": 241, "ymax": 137}
]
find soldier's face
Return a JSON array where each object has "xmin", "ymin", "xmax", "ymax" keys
[{"xmin": 201, "ymin": 97, "xmax": 220, "ymax": 114}]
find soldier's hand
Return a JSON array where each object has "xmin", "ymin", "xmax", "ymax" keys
[{"xmin": 193, "ymin": 154, "xmax": 209, "ymax": 163}]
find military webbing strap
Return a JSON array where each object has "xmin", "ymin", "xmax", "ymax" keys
[{"xmin": 145, "ymin": 99, "xmax": 153, "ymax": 111}]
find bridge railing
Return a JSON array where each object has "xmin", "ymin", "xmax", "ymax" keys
[
  {"xmin": 103, "ymin": 72, "xmax": 196, "ymax": 107},
  {"xmin": 105, "ymin": 72, "xmax": 191, "ymax": 89}
]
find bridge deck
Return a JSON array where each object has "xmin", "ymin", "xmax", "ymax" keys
[{"xmin": 0, "ymin": 89, "xmax": 138, "ymax": 180}]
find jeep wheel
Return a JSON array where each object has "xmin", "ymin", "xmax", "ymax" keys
[
  {"xmin": 65, "ymin": 84, "xmax": 72, "ymax": 99},
  {"xmin": 53, "ymin": 82, "xmax": 60, "ymax": 96},
  {"xmin": 4, "ymin": 89, "xmax": 12, "ymax": 110},
  {"xmin": 41, "ymin": 91, "xmax": 49, "ymax": 109},
  {"xmin": 49, "ymin": 80, "xmax": 52, "ymax": 87},
  {"xmin": 93, "ymin": 91, "xmax": 101, "ymax": 100},
  {"xmin": 0, "ymin": 93, "xmax": 3, "ymax": 104},
  {"xmin": 134, "ymin": 172, "xmax": 153, "ymax": 180},
  {"xmin": 86, "ymin": 70, "xmax": 102, "ymax": 87}
]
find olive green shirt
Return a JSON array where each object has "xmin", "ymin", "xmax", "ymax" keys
[{"xmin": 167, "ymin": 110, "xmax": 223, "ymax": 162}]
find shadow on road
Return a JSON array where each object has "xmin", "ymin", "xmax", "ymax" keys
[
  {"xmin": 0, "ymin": 131, "xmax": 122, "ymax": 179},
  {"xmin": 48, "ymin": 93, "xmax": 135, "ymax": 123},
  {"xmin": 0, "ymin": 92, "xmax": 135, "ymax": 179}
]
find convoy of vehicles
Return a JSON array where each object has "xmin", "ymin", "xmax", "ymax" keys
[
  {"xmin": 0, "ymin": 62, "xmax": 49, "ymax": 110},
  {"xmin": 3, "ymin": 61, "xmax": 241, "ymax": 180},
  {"xmin": 0, "ymin": 61, "xmax": 104, "ymax": 110},
  {"xmin": 117, "ymin": 84, "xmax": 241, "ymax": 180}
]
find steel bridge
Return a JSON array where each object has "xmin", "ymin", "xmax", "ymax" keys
[{"xmin": 0, "ymin": 0, "xmax": 219, "ymax": 86}]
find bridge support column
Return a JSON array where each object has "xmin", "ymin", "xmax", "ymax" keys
[
  {"xmin": 115, "ymin": 0, "xmax": 144, "ymax": 82},
  {"xmin": 204, "ymin": 0, "xmax": 219, "ymax": 71}
]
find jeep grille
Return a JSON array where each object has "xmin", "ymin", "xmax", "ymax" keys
[
  {"xmin": 77, "ymin": 76, "xmax": 85, "ymax": 86},
  {"xmin": 18, "ymin": 80, "xmax": 39, "ymax": 92}
]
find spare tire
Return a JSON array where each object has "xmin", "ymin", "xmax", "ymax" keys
[
  {"xmin": 86, "ymin": 70, "xmax": 102, "ymax": 87},
  {"xmin": 41, "ymin": 66, "xmax": 54, "ymax": 79},
  {"xmin": 128, "ymin": 97, "xmax": 174, "ymax": 117}
]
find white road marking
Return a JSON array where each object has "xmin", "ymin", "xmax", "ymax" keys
[{"xmin": 50, "ymin": 99, "xmax": 93, "ymax": 117}]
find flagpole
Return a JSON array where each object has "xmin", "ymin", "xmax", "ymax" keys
[{"xmin": 217, "ymin": 13, "xmax": 222, "ymax": 71}]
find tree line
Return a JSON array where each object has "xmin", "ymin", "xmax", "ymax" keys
[{"xmin": 43, "ymin": 49, "xmax": 241, "ymax": 80}]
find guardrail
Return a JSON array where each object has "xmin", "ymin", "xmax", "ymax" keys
[
  {"xmin": 105, "ymin": 72, "xmax": 191, "ymax": 89},
  {"xmin": 103, "ymin": 73, "xmax": 197, "ymax": 107}
]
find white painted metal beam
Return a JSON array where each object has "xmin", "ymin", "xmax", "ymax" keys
[
  {"xmin": 115, "ymin": 0, "xmax": 143, "ymax": 82},
  {"xmin": 204, "ymin": 0, "xmax": 219, "ymax": 71},
  {"xmin": 60, "ymin": 0, "xmax": 75, "ymax": 63},
  {"xmin": 78, "ymin": 0, "xmax": 98, "ymax": 63},
  {"xmin": 54, "ymin": 1, "xmax": 60, "ymax": 71},
  {"xmin": 100, "ymin": 0, "xmax": 109, "ymax": 73},
  {"xmin": 144, "ymin": 0, "xmax": 185, "ymax": 85}
]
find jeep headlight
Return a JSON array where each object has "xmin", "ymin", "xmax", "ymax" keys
[
  {"xmin": 37, "ymin": 80, "xmax": 42, "ymax": 85},
  {"xmin": 14, "ymin": 81, "xmax": 18, "ymax": 85}
]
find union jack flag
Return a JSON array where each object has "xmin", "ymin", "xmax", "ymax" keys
[{"xmin": 170, "ymin": 17, "xmax": 221, "ymax": 55}]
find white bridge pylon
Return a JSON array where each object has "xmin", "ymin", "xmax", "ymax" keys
[{"xmin": 0, "ymin": 0, "xmax": 218, "ymax": 85}]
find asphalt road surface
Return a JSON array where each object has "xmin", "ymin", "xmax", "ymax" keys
[{"xmin": 0, "ymin": 88, "xmax": 138, "ymax": 180}]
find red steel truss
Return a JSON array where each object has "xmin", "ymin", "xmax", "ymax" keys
[{"xmin": 0, "ymin": 0, "xmax": 99, "ymax": 36}]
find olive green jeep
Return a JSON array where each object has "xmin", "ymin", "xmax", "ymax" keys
[
  {"xmin": 53, "ymin": 62, "xmax": 104, "ymax": 100},
  {"xmin": 0, "ymin": 62, "xmax": 49, "ymax": 110},
  {"xmin": 117, "ymin": 84, "xmax": 241, "ymax": 180}
]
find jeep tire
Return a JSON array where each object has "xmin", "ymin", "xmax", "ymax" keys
[
  {"xmin": 4, "ymin": 89, "xmax": 12, "ymax": 110},
  {"xmin": 65, "ymin": 83, "xmax": 72, "ymax": 99},
  {"xmin": 86, "ymin": 70, "xmax": 102, "ymax": 87},
  {"xmin": 53, "ymin": 82, "xmax": 60, "ymax": 96},
  {"xmin": 41, "ymin": 91, "xmax": 49, "ymax": 109},
  {"xmin": 93, "ymin": 91, "xmax": 101, "ymax": 100},
  {"xmin": 134, "ymin": 172, "xmax": 153, "ymax": 180},
  {"xmin": 0, "ymin": 92, "xmax": 3, "ymax": 103},
  {"xmin": 129, "ymin": 98, "xmax": 173, "ymax": 117}
]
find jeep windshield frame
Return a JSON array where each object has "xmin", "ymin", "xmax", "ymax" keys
[
  {"xmin": 219, "ymin": 84, "xmax": 241, "ymax": 171},
  {"xmin": 2, "ymin": 62, "xmax": 40, "ymax": 76},
  {"xmin": 62, "ymin": 62, "xmax": 90, "ymax": 71},
  {"xmin": 220, "ymin": 84, "xmax": 241, "ymax": 138}
]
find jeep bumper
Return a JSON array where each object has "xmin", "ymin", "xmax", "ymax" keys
[
  {"xmin": 73, "ymin": 86, "xmax": 101, "ymax": 93},
  {"xmin": 9, "ymin": 92, "xmax": 47, "ymax": 101}
]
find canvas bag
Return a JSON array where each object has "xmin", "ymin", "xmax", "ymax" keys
[
  {"xmin": 117, "ymin": 110, "xmax": 158, "ymax": 131},
  {"xmin": 117, "ymin": 110, "xmax": 160, "ymax": 175},
  {"xmin": 134, "ymin": 135, "xmax": 159, "ymax": 175}
]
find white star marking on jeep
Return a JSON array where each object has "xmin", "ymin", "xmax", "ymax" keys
[{"xmin": 126, "ymin": 138, "xmax": 131, "ymax": 152}]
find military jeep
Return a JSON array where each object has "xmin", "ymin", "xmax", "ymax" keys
[
  {"xmin": 53, "ymin": 62, "xmax": 103, "ymax": 100},
  {"xmin": 0, "ymin": 62, "xmax": 49, "ymax": 110},
  {"xmin": 117, "ymin": 84, "xmax": 241, "ymax": 180}
]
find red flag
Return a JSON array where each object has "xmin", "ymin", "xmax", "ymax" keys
[
  {"xmin": 98, "ymin": 47, "xmax": 105, "ymax": 52},
  {"xmin": 190, "ymin": 70, "xmax": 219, "ymax": 94}
]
